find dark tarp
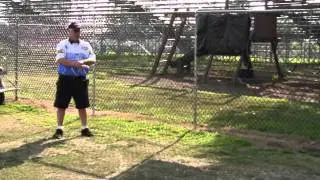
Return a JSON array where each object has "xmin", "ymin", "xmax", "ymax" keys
[
  {"xmin": 197, "ymin": 13, "xmax": 251, "ymax": 56},
  {"xmin": 170, "ymin": 13, "xmax": 284, "ymax": 78},
  {"xmin": 251, "ymin": 13, "xmax": 277, "ymax": 42},
  {"xmin": 170, "ymin": 13, "xmax": 252, "ymax": 70}
]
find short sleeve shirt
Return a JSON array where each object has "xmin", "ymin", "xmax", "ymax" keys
[{"xmin": 55, "ymin": 39, "xmax": 96, "ymax": 77}]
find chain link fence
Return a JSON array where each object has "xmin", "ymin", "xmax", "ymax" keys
[
  {"xmin": 0, "ymin": 9, "xmax": 319, "ymax": 139},
  {"xmin": 0, "ymin": 12, "xmax": 197, "ymax": 124},
  {"xmin": 194, "ymin": 8, "xmax": 319, "ymax": 139}
]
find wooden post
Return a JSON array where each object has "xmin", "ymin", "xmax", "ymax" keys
[
  {"xmin": 203, "ymin": 55, "xmax": 214, "ymax": 83},
  {"xmin": 271, "ymin": 40, "xmax": 284, "ymax": 78},
  {"xmin": 14, "ymin": 17, "xmax": 19, "ymax": 101},
  {"xmin": 162, "ymin": 16, "xmax": 187, "ymax": 74},
  {"xmin": 265, "ymin": 0, "xmax": 268, "ymax": 9},
  {"xmin": 225, "ymin": 0, "xmax": 229, "ymax": 9},
  {"xmin": 151, "ymin": 10, "xmax": 177, "ymax": 75}
]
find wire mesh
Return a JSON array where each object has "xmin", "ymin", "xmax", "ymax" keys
[
  {"xmin": 195, "ymin": 8, "xmax": 320, "ymax": 139},
  {"xmin": 0, "ymin": 2, "xmax": 319, "ymax": 179},
  {"xmin": 0, "ymin": 12, "xmax": 197, "ymax": 124},
  {"xmin": 0, "ymin": 8, "xmax": 319, "ymax": 139}
]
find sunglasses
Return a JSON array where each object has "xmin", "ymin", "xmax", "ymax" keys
[{"xmin": 68, "ymin": 28, "xmax": 80, "ymax": 32}]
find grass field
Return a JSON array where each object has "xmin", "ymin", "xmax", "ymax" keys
[
  {"xmin": 0, "ymin": 102, "xmax": 319, "ymax": 179},
  {"xmin": 93, "ymin": 54, "xmax": 320, "ymax": 75},
  {"xmin": 1, "ymin": 53, "xmax": 319, "ymax": 179},
  {"xmin": 2, "ymin": 54, "xmax": 319, "ymax": 140},
  {"xmin": 3, "ymin": 68, "xmax": 319, "ymax": 140}
]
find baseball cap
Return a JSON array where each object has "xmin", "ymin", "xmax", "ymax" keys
[{"xmin": 68, "ymin": 22, "xmax": 81, "ymax": 30}]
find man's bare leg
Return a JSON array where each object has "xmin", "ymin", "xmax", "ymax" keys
[
  {"xmin": 57, "ymin": 108, "xmax": 66, "ymax": 126},
  {"xmin": 78, "ymin": 108, "xmax": 87, "ymax": 127},
  {"xmin": 78, "ymin": 108, "xmax": 93, "ymax": 137},
  {"xmin": 53, "ymin": 108, "xmax": 66, "ymax": 139}
]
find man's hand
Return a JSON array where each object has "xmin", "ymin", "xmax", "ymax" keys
[
  {"xmin": 78, "ymin": 58, "xmax": 96, "ymax": 66},
  {"xmin": 81, "ymin": 64, "xmax": 90, "ymax": 69},
  {"xmin": 73, "ymin": 60, "xmax": 90, "ymax": 69},
  {"xmin": 82, "ymin": 59, "xmax": 96, "ymax": 66},
  {"xmin": 56, "ymin": 59, "xmax": 90, "ymax": 69}
]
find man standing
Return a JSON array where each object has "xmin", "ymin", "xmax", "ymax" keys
[{"xmin": 53, "ymin": 22, "xmax": 96, "ymax": 139}]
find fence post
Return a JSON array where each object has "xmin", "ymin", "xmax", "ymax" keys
[
  {"xmin": 308, "ymin": 10, "xmax": 312, "ymax": 64},
  {"xmin": 14, "ymin": 16, "xmax": 19, "ymax": 101},
  {"xmin": 92, "ymin": 14, "xmax": 97, "ymax": 116},
  {"xmin": 192, "ymin": 12, "xmax": 198, "ymax": 127}
]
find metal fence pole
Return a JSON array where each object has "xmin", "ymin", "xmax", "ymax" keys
[
  {"xmin": 92, "ymin": 14, "xmax": 97, "ymax": 116},
  {"xmin": 192, "ymin": 12, "xmax": 198, "ymax": 127},
  {"xmin": 308, "ymin": 10, "xmax": 312, "ymax": 64},
  {"xmin": 14, "ymin": 16, "xmax": 19, "ymax": 101}
]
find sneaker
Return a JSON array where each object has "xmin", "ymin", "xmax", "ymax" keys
[
  {"xmin": 52, "ymin": 129, "xmax": 63, "ymax": 139},
  {"xmin": 81, "ymin": 128, "xmax": 93, "ymax": 137}
]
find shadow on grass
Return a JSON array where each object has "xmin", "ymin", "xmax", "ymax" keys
[
  {"xmin": 107, "ymin": 126, "xmax": 248, "ymax": 180},
  {"xmin": 0, "ymin": 135, "xmax": 107, "ymax": 179},
  {"xmin": 110, "ymin": 134, "xmax": 319, "ymax": 180},
  {"xmin": 33, "ymin": 160, "xmax": 106, "ymax": 179},
  {"xmin": 0, "ymin": 137, "xmax": 76, "ymax": 170},
  {"xmin": 111, "ymin": 129, "xmax": 193, "ymax": 178},
  {"xmin": 129, "ymin": 75, "xmax": 162, "ymax": 88},
  {"xmin": 110, "ymin": 159, "xmax": 219, "ymax": 180}
]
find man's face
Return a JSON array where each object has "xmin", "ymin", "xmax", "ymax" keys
[{"xmin": 68, "ymin": 28, "xmax": 80, "ymax": 40}]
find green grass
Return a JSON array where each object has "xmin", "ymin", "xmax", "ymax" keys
[
  {"xmin": 95, "ymin": 54, "xmax": 156, "ymax": 75},
  {"xmin": 198, "ymin": 92, "xmax": 320, "ymax": 139},
  {"xmin": 92, "ymin": 54, "xmax": 320, "ymax": 75},
  {"xmin": 94, "ymin": 76, "xmax": 320, "ymax": 139},
  {"xmin": 4, "ymin": 69, "xmax": 320, "ymax": 140},
  {"xmin": 2, "ymin": 54, "xmax": 319, "ymax": 141},
  {"xmin": 0, "ymin": 103, "xmax": 319, "ymax": 179}
]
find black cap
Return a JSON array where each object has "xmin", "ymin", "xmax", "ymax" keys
[{"xmin": 68, "ymin": 22, "xmax": 81, "ymax": 29}]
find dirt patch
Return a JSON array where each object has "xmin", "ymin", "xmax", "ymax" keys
[
  {"xmin": 158, "ymin": 155, "xmax": 213, "ymax": 167},
  {"xmin": 256, "ymin": 76, "xmax": 320, "ymax": 103},
  {"xmin": 44, "ymin": 172, "xmax": 98, "ymax": 180},
  {"xmin": 18, "ymin": 98, "xmax": 78, "ymax": 114},
  {"xmin": 39, "ymin": 138, "xmax": 106, "ymax": 158},
  {"xmin": 68, "ymin": 138, "xmax": 106, "ymax": 151},
  {"xmin": 0, "ymin": 114, "xmax": 47, "ymax": 146},
  {"xmin": 0, "ymin": 139, "xmax": 25, "ymax": 150},
  {"xmin": 1, "ymin": 117, "xmax": 24, "ymax": 131},
  {"xmin": 18, "ymin": 98, "xmax": 158, "ymax": 121},
  {"xmin": 112, "ymin": 71, "xmax": 320, "ymax": 103}
]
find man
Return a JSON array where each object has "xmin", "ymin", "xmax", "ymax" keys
[
  {"xmin": 53, "ymin": 22, "xmax": 96, "ymax": 139},
  {"xmin": 0, "ymin": 66, "xmax": 5, "ymax": 105}
]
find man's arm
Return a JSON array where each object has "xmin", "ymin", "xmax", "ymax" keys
[
  {"xmin": 56, "ymin": 58, "xmax": 84, "ymax": 68},
  {"xmin": 55, "ymin": 41, "xmax": 88, "ymax": 68},
  {"xmin": 82, "ymin": 43, "xmax": 96, "ymax": 64}
]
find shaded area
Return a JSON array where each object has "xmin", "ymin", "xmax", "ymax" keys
[
  {"xmin": 110, "ymin": 129, "xmax": 320, "ymax": 180},
  {"xmin": 111, "ymin": 62, "xmax": 320, "ymax": 104},
  {"xmin": 110, "ymin": 159, "xmax": 319, "ymax": 180},
  {"xmin": 111, "ymin": 159, "xmax": 218, "ymax": 180},
  {"xmin": 0, "ymin": 137, "xmax": 75, "ymax": 170},
  {"xmin": 33, "ymin": 160, "xmax": 105, "ymax": 179},
  {"xmin": 109, "ymin": 129, "xmax": 192, "ymax": 177}
]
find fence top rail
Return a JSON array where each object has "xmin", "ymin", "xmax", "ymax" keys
[
  {"xmin": 0, "ymin": 11, "xmax": 195, "ymax": 19},
  {"xmin": 196, "ymin": 8, "xmax": 320, "ymax": 14},
  {"xmin": 0, "ymin": 8, "xmax": 319, "ymax": 19}
]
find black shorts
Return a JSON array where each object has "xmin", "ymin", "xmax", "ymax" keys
[{"xmin": 54, "ymin": 75, "xmax": 90, "ymax": 109}]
